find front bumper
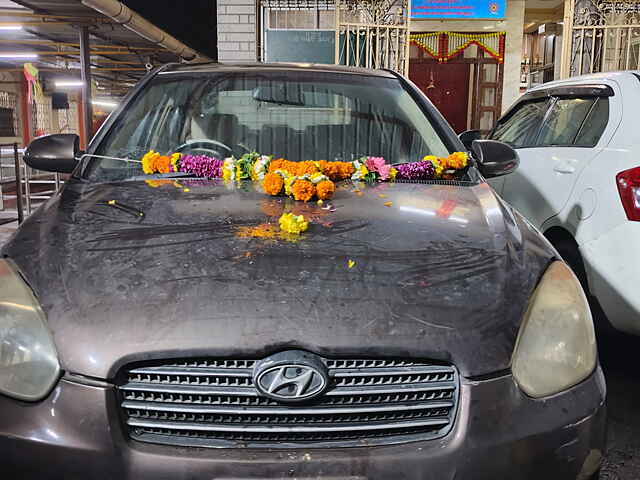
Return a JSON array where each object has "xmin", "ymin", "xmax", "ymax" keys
[{"xmin": 2, "ymin": 367, "xmax": 606, "ymax": 480}]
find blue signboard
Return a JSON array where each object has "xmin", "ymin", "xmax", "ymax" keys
[{"xmin": 411, "ymin": 0, "xmax": 506, "ymax": 19}]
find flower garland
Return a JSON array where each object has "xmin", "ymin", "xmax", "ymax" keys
[{"xmin": 139, "ymin": 150, "xmax": 469, "ymax": 201}]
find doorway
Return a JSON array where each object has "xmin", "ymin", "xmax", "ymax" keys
[
  {"xmin": 409, "ymin": 40, "xmax": 504, "ymax": 135},
  {"xmin": 409, "ymin": 62, "xmax": 470, "ymax": 133}
]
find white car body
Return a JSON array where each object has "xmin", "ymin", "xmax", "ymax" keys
[{"xmin": 488, "ymin": 71, "xmax": 640, "ymax": 335}]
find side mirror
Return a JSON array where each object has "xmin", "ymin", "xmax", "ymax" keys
[
  {"xmin": 24, "ymin": 134, "xmax": 79, "ymax": 174},
  {"xmin": 471, "ymin": 139, "xmax": 519, "ymax": 178},
  {"xmin": 458, "ymin": 129, "xmax": 482, "ymax": 151}
]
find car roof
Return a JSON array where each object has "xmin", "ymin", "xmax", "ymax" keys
[
  {"xmin": 527, "ymin": 70, "xmax": 640, "ymax": 93},
  {"xmin": 160, "ymin": 61, "xmax": 398, "ymax": 78}
]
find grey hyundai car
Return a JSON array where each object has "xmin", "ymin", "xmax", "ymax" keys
[{"xmin": 1, "ymin": 63, "xmax": 604, "ymax": 479}]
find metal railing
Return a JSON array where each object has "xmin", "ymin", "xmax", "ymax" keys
[{"xmin": 0, "ymin": 143, "xmax": 65, "ymax": 223}]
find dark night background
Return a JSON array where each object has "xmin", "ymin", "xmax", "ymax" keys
[{"xmin": 122, "ymin": 0, "xmax": 218, "ymax": 60}]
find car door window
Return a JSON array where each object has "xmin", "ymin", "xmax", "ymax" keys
[
  {"xmin": 536, "ymin": 97, "xmax": 597, "ymax": 147},
  {"xmin": 490, "ymin": 99, "xmax": 549, "ymax": 148},
  {"xmin": 574, "ymin": 97, "xmax": 609, "ymax": 147}
]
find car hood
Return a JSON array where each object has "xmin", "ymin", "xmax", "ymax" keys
[{"xmin": 3, "ymin": 178, "xmax": 553, "ymax": 379}]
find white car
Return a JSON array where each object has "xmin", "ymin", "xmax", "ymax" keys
[{"xmin": 487, "ymin": 71, "xmax": 640, "ymax": 335}]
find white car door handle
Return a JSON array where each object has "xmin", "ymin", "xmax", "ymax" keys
[{"xmin": 553, "ymin": 162, "xmax": 576, "ymax": 174}]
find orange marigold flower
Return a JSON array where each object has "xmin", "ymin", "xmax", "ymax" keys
[
  {"xmin": 339, "ymin": 162, "xmax": 355, "ymax": 179},
  {"xmin": 316, "ymin": 180, "xmax": 336, "ymax": 200},
  {"xmin": 444, "ymin": 151, "xmax": 469, "ymax": 170},
  {"xmin": 267, "ymin": 158, "xmax": 288, "ymax": 173},
  {"xmin": 295, "ymin": 161, "xmax": 319, "ymax": 176},
  {"xmin": 262, "ymin": 172, "xmax": 284, "ymax": 196},
  {"xmin": 318, "ymin": 161, "xmax": 354, "ymax": 181},
  {"xmin": 291, "ymin": 179, "xmax": 316, "ymax": 202},
  {"xmin": 154, "ymin": 155, "xmax": 172, "ymax": 174}
]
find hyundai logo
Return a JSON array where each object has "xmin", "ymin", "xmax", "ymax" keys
[{"xmin": 254, "ymin": 351, "xmax": 328, "ymax": 402}]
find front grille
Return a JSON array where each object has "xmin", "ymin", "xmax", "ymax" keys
[{"xmin": 119, "ymin": 355, "xmax": 459, "ymax": 448}]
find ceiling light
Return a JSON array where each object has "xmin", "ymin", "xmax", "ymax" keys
[
  {"xmin": 92, "ymin": 100, "xmax": 118, "ymax": 108},
  {"xmin": 0, "ymin": 25, "xmax": 23, "ymax": 31},
  {"xmin": 55, "ymin": 80, "xmax": 84, "ymax": 88},
  {"xmin": 0, "ymin": 53, "xmax": 38, "ymax": 59}
]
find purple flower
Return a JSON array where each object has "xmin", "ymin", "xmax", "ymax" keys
[
  {"xmin": 179, "ymin": 154, "xmax": 223, "ymax": 178},
  {"xmin": 395, "ymin": 161, "xmax": 436, "ymax": 180}
]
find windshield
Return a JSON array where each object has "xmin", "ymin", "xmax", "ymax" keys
[{"xmin": 86, "ymin": 70, "xmax": 451, "ymax": 182}]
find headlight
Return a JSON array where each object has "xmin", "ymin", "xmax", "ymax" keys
[
  {"xmin": 0, "ymin": 259, "xmax": 60, "ymax": 401},
  {"xmin": 512, "ymin": 261, "xmax": 597, "ymax": 398}
]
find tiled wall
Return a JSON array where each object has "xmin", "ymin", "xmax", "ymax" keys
[{"xmin": 217, "ymin": 0, "xmax": 257, "ymax": 62}]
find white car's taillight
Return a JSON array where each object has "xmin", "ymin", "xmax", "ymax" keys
[{"xmin": 616, "ymin": 166, "xmax": 640, "ymax": 221}]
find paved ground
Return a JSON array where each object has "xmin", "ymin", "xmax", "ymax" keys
[
  {"xmin": 0, "ymin": 224, "xmax": 637, "ymax": 477},
  {"xmin": 599, "ymin": 331, "xmax": 640, "ymax": 479}
]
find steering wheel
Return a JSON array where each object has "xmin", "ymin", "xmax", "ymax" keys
[{"xmin": 174, "ymin": 139, "xmax": 233, "ymax": 158}]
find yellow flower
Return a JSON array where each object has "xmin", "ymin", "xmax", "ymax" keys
[
  {"xmin": 389, "ymin": 167, "xmax": 398, "ymax": 180},
  {"xmin": 308, "ymin": 172, "xmax": 328, "ymax": 184},
  {"xmin": 141, "ymin": 150, "xmax": 160, "ymax": 174},
  {"xmin": 431, "ymin": 158, "xmax": 444, "ymax": 178},
  {"xmin": 170, "ymin": 152, "xmax": 181, "ymax": 171},
  {"xmin": 351, "ymin": 162, "xmax": 369, "ymax": 181},
  {"xmin": 423, "ymin": 155, "xmax": 438, "ymax": 163},
  {"xmin": 222, "ymin": 157, "xmax": 235, "ymax": 182},
  {"xmin": 279, "ymin": 213, "xmax": 309, "ymax": 234},
  {"xmin": 283, "ymin": 173, "xmax": 297, "ymax": 196}
]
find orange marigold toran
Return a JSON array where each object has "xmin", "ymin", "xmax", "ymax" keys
[
  {"xmin": 316, "ymin": 180, "xmax": 336, "ymax": 200},
  {"xmin": 291, "ymin": 179, "xmax": 316, "ymax": 202},
  {"xmin": 153, "ymin": 155, "xmax": 172, "ymax": 174},
  {"xmin": 339, "ymin": 162, "xmax": 355, "ymax": 179},
  {"xmin": 294, "ymin": 161, "xmax": 320, "ymax": 176},
  {"xmin": 444, "ymin": 152, "xmax": 469, "ymax": 170},
  {"xmin": 262, "ymin": 172, "xmax": 284, "ymax": 196},
  {"xmin": 268, "ymin": 158, "xmax": 294, "ymax": 174},
  {"xmin": 317, "ymin": 160, "xmax": 354, "ymax": 181}
]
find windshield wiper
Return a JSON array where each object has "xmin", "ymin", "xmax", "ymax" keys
[{"xmin": 98, "ymin": 199, "xmax": 145, "ymax": 219}]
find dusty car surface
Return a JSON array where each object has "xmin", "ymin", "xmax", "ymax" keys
[{"xmin": 1, "ymin": 63, "xmax": 604, "ymax": 479}]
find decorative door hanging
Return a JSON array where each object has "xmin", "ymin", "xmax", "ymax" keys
[{"xmin": 411, "ymin": 31, "xmax": 505, "ymax": 63}]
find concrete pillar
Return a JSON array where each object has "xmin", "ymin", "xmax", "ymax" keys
[
  {"xmin": 501, "ymin": 0, "xmax": 525, "ymax": 112},
  {"xmin": 559, "ymin": 0, "xmax": 575, "ymax": 79}
]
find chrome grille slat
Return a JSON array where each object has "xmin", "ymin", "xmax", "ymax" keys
[
  {"xmin": 122, "ymin": 400, "xmax": 454, "ymax": 415},
  {"xmin": 119, "ymin": 356, "xmax": 459, "ymax": 448},
  {"xmin": 331, "ymin": 366, "xmax": 453, "ymax": 376},
  {"xmin": 129, "ymin": 367, "xmax": 253, "ymax": 377},
  {"xmin": 121, "ymin": 383, "xmax": 259, "ymax": 396},
  {"xmin": 128, "ymin": 417, "xmax": 450, "ymax": 433},
  {"xmin": 324, "ymin": 382, "xmax": 456, "ymax": 395}
]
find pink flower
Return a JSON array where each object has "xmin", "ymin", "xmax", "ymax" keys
[{"xmin": 365, "ymin": 156, "xmax": 391, "ymax": 180}]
